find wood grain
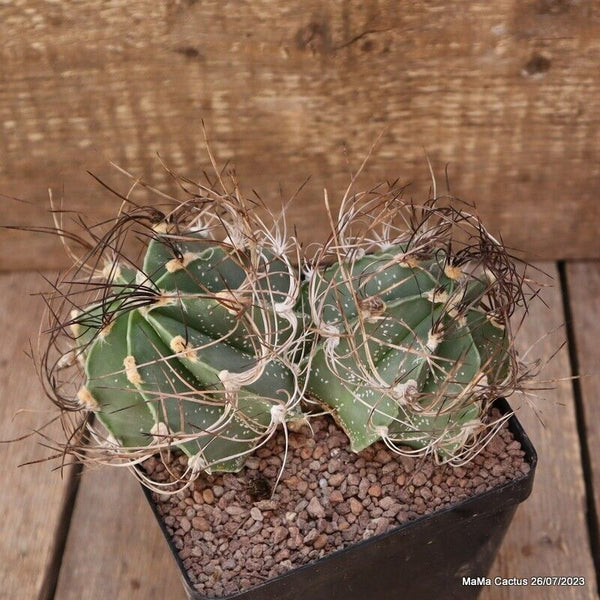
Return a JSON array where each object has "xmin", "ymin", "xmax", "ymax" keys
[
  {"xmin": 482, "ymin": 263, "xmax": 597, "ymax": 599},
  {"xmin": 54, "ymin": 467, "xmax": 186, "ymax": 600},
  {"xmin": 565, "ymin": 261, "xmax": 600, "ymax": 570},
  {"xmin": 1, "ymin": 1, "xmax": 600, "ymax": 270},
  {"xmin": 0, "ymin": 272, "xmax": 75, "ymax": 600}
]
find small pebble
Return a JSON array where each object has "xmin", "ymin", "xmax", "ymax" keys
[
  {"xmin": 192, "ymin": 517, "xmax": 210, "ymax": 532},
  {"xmin": 250, "ymin": 507, "xmax": 263, "ymax": 522},
  {"xmin": 329, "ymin": 473, "xmax": 345, "ymax": 487},
  {"xmin": 368, "ymin": 484, "xmax": 382, "ymax": 498},
  {"xmin": 180, "ymin": 517, "xmax": 191, "ymax": 533},
  {"xmin": 349, "ymin": 498, "xmax": 364, "ymax": 515},
  {"xmin": 225, "ymin": 506, "xmax": 245, "ymax": 517},
  {"xmin": 329, "ymin": 490, "xmax": 344, "ymax": 505},
  {"xmin": 412, "ymin": 472, "xmax": 427, "ymax": 487},
  {"xmin": 273, "ymin": 526, "xmax": 288, "ymax": 543},
  {"xmin": 379, "ymin": 497, "xmax": 395, "ymax": 511},
  {"xmin": 307, "ymin": 497, "xmax": 326, "ymax": 519}
]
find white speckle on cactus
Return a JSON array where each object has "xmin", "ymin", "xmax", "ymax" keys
[{"xmin": 77, "ymin": 386, "xmax": 99, "ymax": 411}]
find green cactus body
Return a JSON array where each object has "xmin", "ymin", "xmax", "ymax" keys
[
  {"xmin": 304, "ymin": 249, "xmax": 508, "ymax": 457},
  {"xmin": 74, "ymin": 231, "xmax": 300, "ymax": 472}
]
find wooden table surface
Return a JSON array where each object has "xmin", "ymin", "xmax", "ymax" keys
[{"xmin": 1, "ymin": 262, "xmax": 599, "ymax": 600}]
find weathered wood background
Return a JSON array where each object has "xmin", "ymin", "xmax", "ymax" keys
[{"xmin": 1, "ymin": 0, "xmax": 600, "ymax": 271}]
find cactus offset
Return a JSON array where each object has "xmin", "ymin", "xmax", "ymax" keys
[
  {"xmin": 303, "ymin": 190, "xmax": 527, "ymax": 463},
  {"xmin": 46, "ymin": 177, "xmax": 306, "ymax": 479}
]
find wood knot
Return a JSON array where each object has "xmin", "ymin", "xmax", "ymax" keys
[
  {"xmin": 174, "ymin": 46, "xmax": 202, "ymax": 59},
  {"xmin": 295, "ymin": 20, "xmax": 332, "ymax": 55},
  {"xmin": 522, "ymin": 53, "xmax": 551, "ymax": 79}
]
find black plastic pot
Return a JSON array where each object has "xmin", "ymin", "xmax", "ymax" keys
[{"xmin": 142, "ymin": 398, "xmax": 537, "ymax": 600}]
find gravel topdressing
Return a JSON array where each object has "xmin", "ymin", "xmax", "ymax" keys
[{"xmin": 145, "ymin": 410, "xmax": 529, "ymax": 598}]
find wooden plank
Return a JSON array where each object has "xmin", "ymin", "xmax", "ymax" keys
[
  {"xmin": 0, "ymin": 272, "xmax": 76, "ymax": 600},
  {"xmin": 54, "ymin": 467, "xmax": 186, "ymax": 600},
  {"xmin": 566, "ymin": 261, "xmax": 600, "ymax": 571},
  {"xmin": 482, "ymin": 263, "xmax": 597, "ymax": 599},
  {"xmin": 1, "ymin": 1, "xmax": 600, "ymax": 270}
]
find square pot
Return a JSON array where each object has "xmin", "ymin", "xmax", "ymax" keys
[{"xmin": 141, "ymin": 398, "xmax": 537, "ymax": 600}]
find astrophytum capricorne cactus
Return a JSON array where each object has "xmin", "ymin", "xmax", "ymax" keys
[
  {"xmin": 303, "ymin": 187, "xmax": 530, "ymax": 463},
  {"xmin": 37, "ymin": 159, "xmax": 536, "ymax": 484},
  {"xmin": 45, "ymin": 174, "xmax": 307, "ymax": 480}
]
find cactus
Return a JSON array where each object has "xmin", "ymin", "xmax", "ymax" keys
[
  {"xmin": 48, "ymin": 182, "xmax": 306, "ymax": 477},
  {"xmin": 39, "ymin": 162, "xmax": 534, "ymax": 484},
  {"xmin": 302, "ymin": 191, "xmax": 526, "ymax": 462}
]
